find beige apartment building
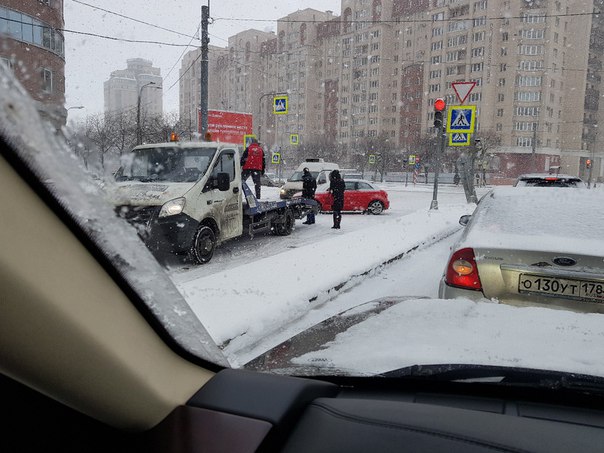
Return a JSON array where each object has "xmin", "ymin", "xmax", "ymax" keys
[
  {"xmin": 104, "ymin": 58, "xmax": 163, "ymax": 118},
  {"xmin": 180, "ymin": 0, "xmax": 603, "ymax": 180}
]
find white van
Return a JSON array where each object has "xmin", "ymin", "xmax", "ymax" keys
[{"xmin": 279, "ymin": 158, "xmax": 339, "ymax": 199}]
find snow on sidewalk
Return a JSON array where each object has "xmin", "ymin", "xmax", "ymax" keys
[{"xmin": 175, "ymin": 205, "xmax": 472, "ymax": 362}]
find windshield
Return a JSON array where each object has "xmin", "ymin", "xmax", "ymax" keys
[
  {"xmin": 3, "ymin": 0, "xmax": 604, "ymax": 383},
  {"xmin": 288, "ymin": 171, "xmax": 319, "ymax": 182},
  {"xmin": 515, "ymin": 178, "xmax": 583, "ymax": 187},
  {"xmin": 115, "ymin": 147, "xmax": 216, "ymax": 183}
]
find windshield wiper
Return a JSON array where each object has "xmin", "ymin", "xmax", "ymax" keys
[{"xmin": 379, "ymin": 364, "xmax": 604, "ymax": 393}]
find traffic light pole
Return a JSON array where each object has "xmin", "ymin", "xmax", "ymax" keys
[
  {"xmin": 430, "ymin": 124, "xmax": 445, "ymax": 210},
  {"xmin": 430, "ymin": 99, "xmax": 446, "ymax": 211}
]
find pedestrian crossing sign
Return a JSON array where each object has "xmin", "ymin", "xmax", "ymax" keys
[
  {"xmin": 243, "ymin": 134, "xmax": 256, "ymax": 149},
  {"xmin": 446, "ymin": 105, "xmax": 476, "ymax": 134},
  {"xmin": 273, "ymin": 96, "xmax": 288, "ymax": 115},
  {"xmin": 449, "ymin": 132, "xmax": 471, "ymax": 146},
  {"xmin": 369, "ymin": 154, "xmax": 376, "ymax": 164},
  {"xmin": 272, "ymin": 152, "xmax": 281, "ymax": 164},
  {"xmin": 290, "ymin": 133, "xmax": 299, "ymax": 145}
]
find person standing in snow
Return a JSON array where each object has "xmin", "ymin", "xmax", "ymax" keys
[
  {"xmin": 328, "ymin": 169, "xmax": 345, "ymax": 229},
  {"xmin": 301, "ymin": 167, "xmax": 317, "ymax": 225},
  {"xmin": 240, "ymin": 138, "xmax": 266, "ymax": 199}
]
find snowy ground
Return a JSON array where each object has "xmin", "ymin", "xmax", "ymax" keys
[
  {"xmin": 167, "ymin": 183, "xmax": 604, "ymax": 377},
  {"xmin": 168, "ymin": 184, "xmax": 482, "ymax": 364}
]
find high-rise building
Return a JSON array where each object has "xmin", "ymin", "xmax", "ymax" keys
[
  {"xmin": 104, "ymin": 58, "xmax": 163, "ymax": 118},
  {"xmin": 181, "ymin": 0, "xmax": 603, "ymax": 180},
  {"xmin": 0, "ymin": 0, "xmax": 66, "ymax": 128}
]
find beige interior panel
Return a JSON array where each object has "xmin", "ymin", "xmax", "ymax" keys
[{"xmin": 0, "ymin": 154, "xmax": 215, "ymax": 430}]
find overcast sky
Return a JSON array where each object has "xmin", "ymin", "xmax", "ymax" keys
[{"xmin": 64, "ymin": 0, "xmax": 341, "ymax": 122}]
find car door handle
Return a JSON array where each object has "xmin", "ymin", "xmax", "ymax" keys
[{"xmin": 233, "ymin": 187, "xmax": 239, "ymax": 193}]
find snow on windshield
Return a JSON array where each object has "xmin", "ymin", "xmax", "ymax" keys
[{"xmin": 116, "ymin": 147, "xmax": 216, "ymax": 183}]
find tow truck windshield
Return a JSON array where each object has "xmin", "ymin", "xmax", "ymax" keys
[{"xmin": 115, "ymin": 146, "xmax": 217, "ymax": 183}]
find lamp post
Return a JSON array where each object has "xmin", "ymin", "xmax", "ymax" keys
[{"xmin": 136, "ymin": 82, "xmax": 157, "ymax": 145}]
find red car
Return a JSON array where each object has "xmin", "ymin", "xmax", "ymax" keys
[{"xmin": 314, "ymin": 179, "xmax": 390, "ymax": 214}]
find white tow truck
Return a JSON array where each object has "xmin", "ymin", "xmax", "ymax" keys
[{"xmin": 110, "ymin": 140, "xmax": 318, "ymax": 264}]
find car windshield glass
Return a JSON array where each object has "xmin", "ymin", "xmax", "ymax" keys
[
  {"xmin": 116, "ymin": 147, "xmax": 216, "ymax": 182},
  {"xmin": 517, "ymin": 179, "xmax": 581, "ymax": 187},
  {"xmin": 289, "ymin": 171, "xmax": 319, "ymax": 182},
  {"xmin": 3, "ymin": 0, "xmax": 604, "ymax": 383}
]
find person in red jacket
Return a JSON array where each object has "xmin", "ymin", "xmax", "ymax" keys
[{"xmin": 240, "ymin": 138, "xmax": 266, "ymax": 199}]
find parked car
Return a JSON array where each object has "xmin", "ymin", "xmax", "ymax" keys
[
  {"xmin": 439, "ymin": 187, "xmax": 604, "ymax": 313},
  {"xmin": 514, "ymin": 173, "xmax": 586, "ymax": 187},
  {"xmin": 280, "ymin": 158, "xmax": 339, "ymax": 199},
  {"xmin": 314, "ymin": 179, "xmax": 390, "ymax": 214}
]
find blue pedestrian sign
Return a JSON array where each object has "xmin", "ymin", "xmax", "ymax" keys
[
  {"xmin": 449, "ymin": 132, "xmax": 471, "ymax": 146},
  {"xmin": 446, "ymin": 105, "xmax": 476, "ymax": 134},
  {"xmin": 273, "ymin": 96, "xmax": 288, "ymax": 115}
]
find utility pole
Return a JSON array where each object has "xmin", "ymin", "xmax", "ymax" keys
[{"xmin": 200, "ymin": 2, "xmax": 210, "ymax": 138}]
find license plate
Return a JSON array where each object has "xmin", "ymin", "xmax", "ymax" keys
[{"xmin": 519, "ymin": 274, "xmax": 604, "ymax": 303}]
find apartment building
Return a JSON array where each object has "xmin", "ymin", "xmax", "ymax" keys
[
  {"xmin": 104, "ymin": 58, "xmax": 163, "ymax": 118},
  {"xmin": 0, "ymin": 0, "xmax": 65, "ymax": 128},
  {"xmin": 181, "ymin": 0, "xmax": 603, "ymax": 180},
  {"xmin": 179, "ymin": 45, "xmax": 229, "ymax": 131},
  {"xmin": 253, "ymin": 9, "xmax": 337, "ymax": 151}
]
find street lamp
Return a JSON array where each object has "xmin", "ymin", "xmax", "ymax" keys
[{"xmin": 136, "ymin": 82, "xmax": 159, "ymax": 145}]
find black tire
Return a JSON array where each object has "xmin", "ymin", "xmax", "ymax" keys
[
  {"xmin": 367, "ymin": 200, "xmax": 385, "ymax": 215},
  {"xmin": 190, "ymin": 225, "xmax": 216, "ymax": 264},
  {"xmin": 273, "ymin": 209, "xmax": 294, "ymax": 236},
  {"xmin": 316, "ymin": 201, "xmax": 323, "ymax": 213}
]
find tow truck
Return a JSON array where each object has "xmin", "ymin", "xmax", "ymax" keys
[{"xmin": 110, "ymin": 140, "xmax": 318, "ymax": 264}]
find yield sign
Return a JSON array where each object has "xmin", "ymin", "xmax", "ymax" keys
[{"xmin": 452, "ymin": 82, "xmax": 476, "ymax": 104}]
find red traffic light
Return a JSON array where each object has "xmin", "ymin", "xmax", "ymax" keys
[{"xmin": 434, "ymin": 98, "xmax": 446, "ymax": 111}]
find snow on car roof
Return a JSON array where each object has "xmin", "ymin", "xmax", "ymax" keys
[{"xmin": 461, "ymin": 187, "xmax": 604, "ymax": 256}]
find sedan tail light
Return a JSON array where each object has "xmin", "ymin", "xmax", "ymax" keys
[{"xmin": 445, "ymin": 248, "xmax": 483, "ymax": 291}]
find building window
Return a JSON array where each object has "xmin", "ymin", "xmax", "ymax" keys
[
  {"xmin": 0, "ymin": 7, "xmax": 64, "ymax": 57},
  {"xmin": 42, "ymin": 68, "xmax": 53, "ymax": 93},
  {"xmin": 473, "ymin": 31, "xmax": 485, "ymax": 42},
  {"xmin": 516, "ymin": 137, "xmax": 534, "ymax": 147}
]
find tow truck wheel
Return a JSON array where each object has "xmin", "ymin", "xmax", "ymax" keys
[
  {"xmin": 191, "ymin": 225, "xmax": 216, "ymax": 264},
  {"xmin": 273, "ymin": 209, "xmax": 294, "ymax": 236}
]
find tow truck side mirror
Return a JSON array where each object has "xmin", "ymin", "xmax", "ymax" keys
[{"xmin": 217, "ymin": 173, "xmax": 230, "ymax": 191}]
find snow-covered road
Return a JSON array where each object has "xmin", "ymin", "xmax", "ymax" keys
[{"xmin": 168, "ymin": 183, "xmax": 482, "ymax": 366}]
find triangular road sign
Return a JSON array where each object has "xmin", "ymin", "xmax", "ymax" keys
[{"xmin": 452, "ymin": 82, "xmax": 476, "ymax": 104}]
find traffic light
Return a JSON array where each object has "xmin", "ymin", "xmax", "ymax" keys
[
  {"xmin": 434, "ymin": 98, "xmax": 446, "ymax": 129},
  {"xmin": 586, "ymin": 159, "xmax": 592, "ymax": 169}
]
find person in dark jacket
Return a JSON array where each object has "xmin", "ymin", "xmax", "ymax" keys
[
  {"xmin": 240, "ymin": 138, "xmax": 266, "ymax": 199},
  {"xmin": 301, "ymin": 167, "xmax": 317, "ymax": 225},
  {"xmin": 328, "ymin": 169, "xmax": 345, "ymax": 229}
]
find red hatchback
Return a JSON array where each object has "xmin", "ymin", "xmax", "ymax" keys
[{"xmin": 314, "ymin": 179, "xmax": 390, "ymax": 214}]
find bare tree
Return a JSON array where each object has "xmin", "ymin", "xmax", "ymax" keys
[{"xmin": 84, "ymin": 113, "xmax": 116, "ymax": 172}]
